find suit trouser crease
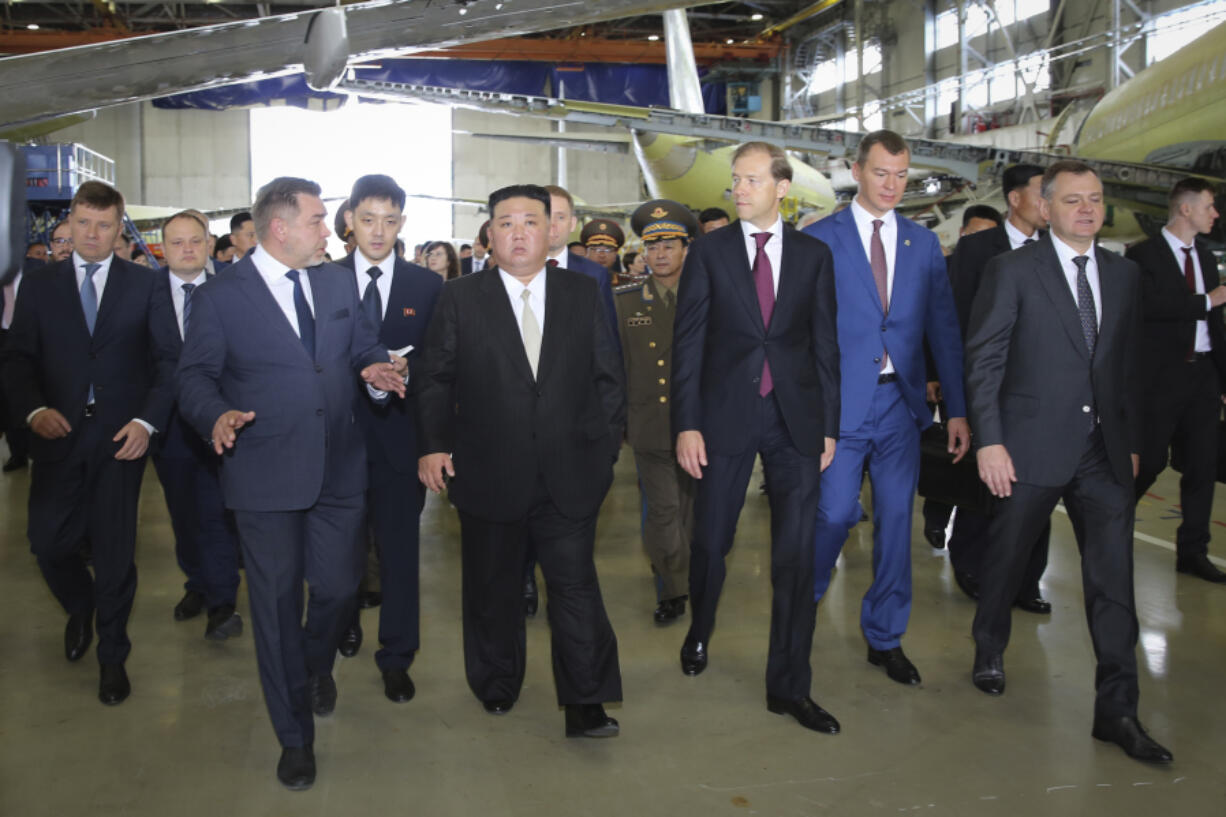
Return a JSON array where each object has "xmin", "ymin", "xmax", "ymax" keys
[
  {"xmin": 688, "ymin": 392, "xmax": 821, "ymax": 700},
  {"xmin": 28, "ymin": 417, "xmax": 143, "ymax": 665},
  {"xmin": 234, "ymin": 490, "xmax": 364, "ymax": 748},
  {"xmin": 813, "ymin": 382, "xmax": 919, "ymax": 650},
  {"xmin": 973, "ymin": 429, "xmax": 1139, "ymax": 719},
  {"xmin": 949, "ymin": 505, "xmax": 1050, "ymax": 596}
]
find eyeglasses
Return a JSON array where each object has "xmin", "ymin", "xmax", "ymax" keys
[{"xmin": 51, "ymin": 238, "xmax": 72, "ymax": 245}]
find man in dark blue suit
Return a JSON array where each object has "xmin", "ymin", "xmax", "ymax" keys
[
  {"xmin": 804, "ymin": 130, "xmax": 968, "ymax": 688},
  {"xmin": 177, "ymin": 177, "xmax": 408, "ymax": 790},
  {"xmin": 337, "ymin": 174, "xmax": 442, "ymax": 703},
  {"xmin": 152, "ymin": 211, "xmax": 242, "ymax": 638},
  {"xmin": 673, "ymin": 142, "xmax": 841, "ymax": 734},
  {"xmin": 1, "ymin": 181, "xmax": 179, "ymax": 705}
]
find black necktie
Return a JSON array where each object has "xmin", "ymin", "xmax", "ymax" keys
[
  {"xmin": 181, "ymin": 282, "xmax": 195, "ymax": 332},
  {"xmin": 285, "ymin": 269, "xmax": 315, "ymax": 359},
  {"xmin": 1023, "ymin": 238, "xmax": 1037, "ymax": 245},
  {"xmin": 362, "ymin": 266, "xmax": 383, "ymax": 332},
  {"xmin": 1073, "ymin": 255, "xmax": 1097, "ymax": 357}
]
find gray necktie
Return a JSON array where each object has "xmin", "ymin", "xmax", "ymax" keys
[
  {"xmin": 1073, "ymin": 255, "xmax": 1097, "ymax": 356},
  {"xmin": 520, "ymin": 288, "xmax": 541, "ymax": 378},
  {"xmin": 81, "ymin": 263, "xmax": 100, "ymax": 334},
  {"xmin": 181, "ymin": 282, "xmax": 195, "ymax": 332}
]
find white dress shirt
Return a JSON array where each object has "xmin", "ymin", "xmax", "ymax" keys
[
  {"xmin": 547, "ymin": 248, "xmax": 578, "ymax": 270},
  {"xmin": 1050, "ymin": 234, "xmax": 1102, "ymax": 329},
  {"xmin": 167, "ymin": 269, "xmax": 206, "ymax": 339},
  {"xmin": 739, "ymin": 216, "xmax": 783, "ymax": 295},
  {"xmin": 353, "ymin": 249, "xmax": 396, "ymax": 321},
  {"xmin": 471, "ymin": 256, "xmax": 487, "ymax": 273},
  {"xmin": 2, "ymin": 270, "xmax": 21, "ymax": 329},
  {"xmin": 1003, "ymin": 217, "xmax": 1039, "ymax": 250},
  {"xmin": 1161, "ymin": 227, "xmax": 1212, "ymax": 353},
  {"xmin": 252, "ymin": 245, "xmax": 314, "ymax": 336},
  {"xmin": 500, "ymin": 267, "xmax": 548, "ymax": 342},
  {"xmin": 849, "ymin": 199, "xmax": 899, "ymax": 374}
]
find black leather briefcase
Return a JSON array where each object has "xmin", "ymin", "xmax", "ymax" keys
[{"xmin": 916, "ymin": 414, "xmax": 996, "ymax": 515}]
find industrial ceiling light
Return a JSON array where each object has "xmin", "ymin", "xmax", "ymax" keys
[
  {"xmin": 751, "ymin": 13, "xmax": 763, "ymax": 21},
  {"xmin": 648, "ymin": 34, "xmax": 659, "ymax": 41},
  {"xmin": 27, "ymin": 23, "xmax": 40, "ymax": 30}
]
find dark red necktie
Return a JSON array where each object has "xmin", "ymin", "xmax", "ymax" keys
[
  {"xmin": 752, "ymin": 232, "xmax": 775, "ymax": 396},
  {"xmin": 547, "ymin": 259, "xmax": 558, "ymax": 269}
]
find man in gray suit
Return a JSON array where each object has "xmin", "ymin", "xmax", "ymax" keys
[
  {"xmin": 177, "ymin": 177, "xmax": 406, "ymax": 790},
  {"xmin": 964, "ymin": 160, "xmax": 1171, "ymax": 764}
]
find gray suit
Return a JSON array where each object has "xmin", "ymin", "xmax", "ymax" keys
[{"xmin": 965, "ymin": 236, "xmax": 1143, "ymax": 719}]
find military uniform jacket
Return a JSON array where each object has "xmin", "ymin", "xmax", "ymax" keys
[{"xmin": 616, "ymin": 275, "xmax": 678, "ymax": 451}]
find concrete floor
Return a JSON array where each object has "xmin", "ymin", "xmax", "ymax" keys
[{"xmin": 1, "ymin": 443, "xmax": 1224, "ymax": 817}]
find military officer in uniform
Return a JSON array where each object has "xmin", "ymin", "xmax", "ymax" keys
[
  {"xmin": 581, "ymin": 220, "xmax": 626, "ymax": 283},
  {"xmin": 615, "ymin": 200, "xmax": 700, "ymax": 624}
]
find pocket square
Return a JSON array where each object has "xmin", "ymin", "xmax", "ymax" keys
[
  {"xmin": 403, "ymin": 307, "xmax": 416, "ymax": 316},
  {"xmin": 330, "ymin": 308, "xmax": 350, "ymax": 319}
]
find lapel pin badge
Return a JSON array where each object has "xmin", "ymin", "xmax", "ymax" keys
[
  {"xmin": 403, "ymin": 307, "xmax": 416, "ymax": 316},
  {"xmin": 904, "ymin": 239, "xmax": 911, "ymax": 247}
]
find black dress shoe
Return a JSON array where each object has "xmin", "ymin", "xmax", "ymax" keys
[
  {"xmin": 524, "ymin": 573, "xmax": 539, "ymax": 618},
  {"xmin": 1014, "ymin": 595, "xmax": 1052, "ymax": 614},
  {"xmin": 277, "ymin": 745, "xmax": 316, "ymax": 791},
  {"xmin": 204, "ymin": 605, "xmax": 243, "ymax": 640},
  {"xmin": 953, "ymin": 570, "xmax": 980, "ymax": 601},
  {"xmin": 923, "ymin": 526, "xmax": 946, "ymax": 549},
  {"xmin": 565, "ymin": 704, "xmax": 619, "ymax": 738},
  {"xmin": 972, "ymin": 650, "xmax": 1005, "ymax": 695},
  {"xmin": 64, "ymin": 610, "xmax": 93, "ymax": 662},
  {"xmin": 99, "ymin": 663, "xmax": 130, "ymax": 705},
  {"xmin": 174, "ymin": 590, "xmax": 206, "ymax": 621},
  {"xmin": 357, "ymin": 591, "xmax": 383, "ymax": 609},
  {"xmin": 1175, "ymin": 553, "xmax": 1226, "ymax": 584},
  {"xmin": 766, "ymin": 695, "xmax": 840, "ymax": 734},
  {"xmin": 2, "ymin": 454, "xmax": 27, "ymax": 472},
  {"xmin": 1092, "ymin": 716, "xmax": 1173, "ymax": 764},
  {"xmin": 483, "ymin": 698, "xmax": 514, "ymax": 715},
  {"xmin": 338, "ymin": 622, "xmax": 362, "ymax": 657},
  {"xmin": 680, "ymin": 636, "xmax": 707, "ymax": 676},
  {"xmin": 653, "ymin": 596, "xmax": 687, "ymax": 625},
  {"xmin": 309, "ymin": 674, "xmax": 337, "ymax": 716},
  {"xmin": 867, "ymin": 646, "xmax": 921, "ymax": 685},
  {"xmin": 382, "ymin": 669, "xmax": 416, "ymax": 703}
]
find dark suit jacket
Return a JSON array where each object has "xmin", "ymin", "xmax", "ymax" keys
[
  {"xmin": 1125, "ymin": 235, "xmax": 1226, "ymax": 391},
  {"xmin": 414, "ymin": 265, "xmax": 626, "ymax": 522},
  {"xmin": 671, "ymin": 222, "xmax": 840, "ymax": 457},
  {"xmin": 155, "ymin": 269, "xmax": 215, "ymax": 461},
  {"xmin": 460, "ymin": 256, "xmax": 472, "ymax": 276},
  {"xmin": 949, "ymin": 225, "xmax": 1011, "ymax": 339},
  {"xmin": 965, "ymin": 236, "xmax": 1142, "ymax": 488},
  {"xmin": 558, "ymin": 249, "xmax": 618, "ymax": 340},
  {"xmin": 1, "ymin": 256, "xmax": 179, "ymax": 462},
  {"xmin": 176, "ymin": 254, "xmax": 389, "ymax": 512},
  {"xmin": 339, "ymin": 253, "xmax": 442, "ymax": 473}
]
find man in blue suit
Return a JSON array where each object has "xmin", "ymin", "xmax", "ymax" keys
[
  {"xmin": 177, "ymin": 177, "xmax": 407, "ymax": 791},
  {"xmin": 804, "ymin": 130, "xmax": 969, "ymax": 687},
  {"xmin": 336, "ymin": 174, "xmax": 442, "ymax": 704}
]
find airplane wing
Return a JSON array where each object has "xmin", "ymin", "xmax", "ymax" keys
[
  {"xmin": 0, "ymin": 0, "xmax": 716, "ymax": 130},
  {"xmin": 461, "ymin": 131, "xmax": 632, "ymax": 154}
]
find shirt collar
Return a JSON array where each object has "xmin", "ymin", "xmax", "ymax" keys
[
  {"xmin": 252, "ymin": 244, "xmax": 292, "ymax": 284},
  {"xmin": 499, "ymin": 267, "xmax": 548, "ymax": 298},
  {"xmin": 1161, "ymin": 226, "xmax": 1195, "ymax": 254},
  {"xmin": 168, "ymin": 269, "xmax": 206, "ymax": 287},
  {"xmin": 1049, "ymin": 232, "xmax": 1096, "ymax": 269},
  {"xmin": 73, "ymin": 251, "xmax": 113, "ymax": 275},
  {"xmin": 547, "ymin": 248, "xmax": 567, "ymax": 266},
  {"xmin": 356, "ymin": 249, "xmax": 396, "ymax": 278},
  {"xmin": 850, "ymin": 197, "xmax": 896, "ymax": 232},
  {"xmin": 1003, "ymin": 217, "xmax": 1036, "ymax": 248},
  {"xmin": 739, "ymin": 215, "xmax": 784, "ymax": 241}
]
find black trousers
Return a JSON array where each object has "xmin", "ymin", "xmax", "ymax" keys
[
  {"xmin": 973, "ymin": 428, "xmax": 1139, "ymax": 720},
  {"xmin": 949, "ymin": 506, "xmax": 1049, "ymax": 597},
  {"xmin": 152, "ymin": 453, "xmax": 241, "ymax": 611},
  {"xmin": 363, "ymin": 458, "xmax": 424, "ymax": 672},
  {"xmin": 233, "ymin": 489, "xmax": 364, "ymax": 748},
  {"xmin": 27, "ymin": 415, "xmax": 144, "ymax": 665},
  {"xmin": 688, "ymin": 392, "xmax": 821, "ymax": 700},
  {"xmin": 459, "ymin": 483, "xmax": 621, "ymax": 706},
  {"xmin": 1136, "ymin": 357, "xmax": 1220, "ymax": 558}
]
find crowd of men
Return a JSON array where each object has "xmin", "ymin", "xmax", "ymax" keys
[{"xmin": 1, "ymin": 128, "xmax": 1222, "ymax": 791}]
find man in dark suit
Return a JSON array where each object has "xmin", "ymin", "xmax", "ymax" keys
[
  {"xmin": 459, "ymin": 243, "xmax": 473, "ymax": 276},
  {"xmin": 1, "ymin": 180, "xmax": 179, "ymax": 705},
  {"xmin": 417, "ymin": 183, "xmax": 625, "ymax": 739},
  {"xmin": 337, "ymin": 174, "xmax": 442, "ymax": 703},
  {"xmin": 673, "ymin": 141, "xmax": 841, "ymax": 734},
  {"xmin": 942, "ymin": 164, "xmax": 1053, "ymax": 611},
  {"xmin": 804, "ymin": 131, "xmax": 968, "ymax": 688},
  {"xmin": 965, "ymin": 160, "xmax": 1172, "ymax": 764},
  {"xmin": 177, "ymin": 177, "xmax": 407, "ymax": 790},
  {"xmin": 1, "ymin": 266, "xmax": 33, "ymax": 472},
  {"xmin": 1128, "ymin": 177, "xmax": 1226, "ymax": 583},
  {"xmin": 151, "ymin": 211, "xmax": 242, "ymax": 638}
]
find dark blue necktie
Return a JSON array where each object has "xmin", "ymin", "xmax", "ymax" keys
[
  {"xmin": 362, "ymin": 266, "xmax": 383, "ymax": 332},
  {"xmin": 181, "ymin": 282, "xmax": 195, "ymax": 332},
  {"xmin": 285, "ymin": 269, "xmax": 315, "ymax": 360}
]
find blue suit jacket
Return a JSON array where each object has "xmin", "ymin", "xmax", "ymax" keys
[
  {"xmin": 560, "ymin": 250, "xmax": 620, "ymax": 354},
  {"xmin": 155, "ymin": 268, "xmax": 216, "ymax": 461},
  {"xmin": 803, "ymin": 207, "xmax": 965, "ymax": 433},
  {"xmin": 339, "ymin": 253, "xmax": 442, "ymax": 474},
  {"xmin": 176, "ymin": 254, "xmax": 389, "ymax": 512}
]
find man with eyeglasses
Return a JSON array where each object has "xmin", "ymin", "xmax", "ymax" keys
[{"xmin": 49, "ymin": 221, "xmax": 73, "ymax": 262}]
